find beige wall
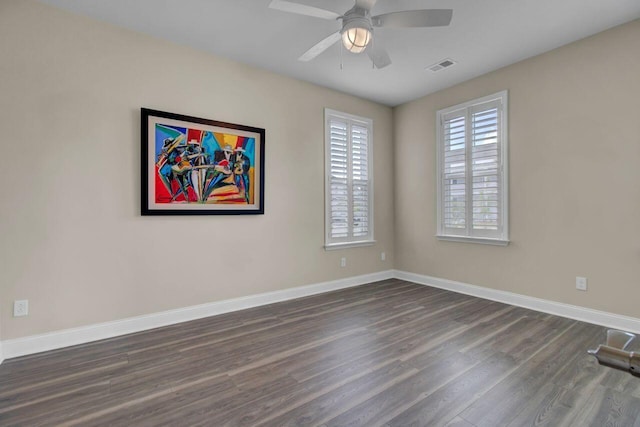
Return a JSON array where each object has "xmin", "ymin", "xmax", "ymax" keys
[
  {"xmin": 394, "ymin": 19, "xmax": 640, "ymax": 318},
  {"xmin": 0, "ymin": 1, "xmax": 394, "ymax": 340}
]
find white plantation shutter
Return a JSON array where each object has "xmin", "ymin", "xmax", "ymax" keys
[
  {"xmin": 437, "ymin": 91, "xmax": 508, "ymax": 244},
  {"xmin": 351, "ymin": 124, "xmax": 370, "ymax": 238},
  {"xmin": 329, "ymin": 120, "xmax": 349, "ymax": 239},
  {"xmin": 325, "ymin": 109, "xmax": 373, "ymax": 247},
  {"xmin": 443, "ymin": 115, "xmax": 467, "ymax": 230},
  {"xmin": 471, "ymin": 106, "xmax": 500, "ymax": 232}
]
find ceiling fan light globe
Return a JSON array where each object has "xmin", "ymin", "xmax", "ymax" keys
[{"xmin": 342, "ymin": 27, "xmax": 371, "ymax": 53}]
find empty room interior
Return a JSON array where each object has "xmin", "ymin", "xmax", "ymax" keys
[{"xmin": 2, "ymin": 0, "xmax": 640, "ymax": 425}]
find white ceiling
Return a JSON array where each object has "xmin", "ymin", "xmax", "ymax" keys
[{"xmin": 39, "ymin": 0, "xmax": 640, "ymax": 106}]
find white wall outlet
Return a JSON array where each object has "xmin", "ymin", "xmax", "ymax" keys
[
  {"xmin": 340, "ymin": 257, "xmax": 346, "ymax": 268},
  {"xmin": 14, "ymin": 299, "xmax": 29, "ymax": 317},
  {"xmin": 576, "ymin": 277, "xmax": 588, "ymax": 291},
  {"xmin": 381, "ymin": 252, "xmax": 386, "ymax": 261}
]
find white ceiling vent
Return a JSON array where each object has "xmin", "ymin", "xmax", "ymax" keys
[{"xmin": 427, "ymin": 58, "xmax": 457, "ymax": 72}]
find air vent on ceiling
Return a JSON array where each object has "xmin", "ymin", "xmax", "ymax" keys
[{"xmin": 427, "ymin": 58, "xmax": 457, "ymax": 72}]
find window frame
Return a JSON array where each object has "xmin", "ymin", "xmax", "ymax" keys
[
  {"xmin": 436, "ymin": 90, "xmax": 509, "ymax": 246},
  {"xmin": 324, "ymin": 108, "xmax": 375, "ymax": 250}
]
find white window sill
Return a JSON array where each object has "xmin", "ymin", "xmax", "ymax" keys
[
  {"xmin": 324, "ymin": 240, "xmax": 376, "ymax": 250},
  {"xmin": 436, "ymin": 235, "xmax": 509, "ymax": 246}
]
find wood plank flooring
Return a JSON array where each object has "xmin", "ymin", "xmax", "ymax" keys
[{"xmin": 1, "ymin": 279, "xmax": 639, "ymax": 426}]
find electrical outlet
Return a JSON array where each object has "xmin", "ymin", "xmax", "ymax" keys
[
  {"xmin": 381, "ymin": 252, "xmax": 386, "ymax": 261},
  {"xmin": 576, "ymin": 277, "xmax": 588, "ymax": 291},
  {"xmin": 14, "ymin": 299, "xmax": 29, "ymax": 317},
  {"xmin": 340, "ymin": 257, "xmax": 346, "ymax": 268}
]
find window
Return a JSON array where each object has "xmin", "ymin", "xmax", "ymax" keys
[
  {"xmin": 436, "ymin": 91, "xmax": 509, "ymax": 245},
  {"xmin": 325, "ymin": 109, "xmax": 374, "ymax": 249}
]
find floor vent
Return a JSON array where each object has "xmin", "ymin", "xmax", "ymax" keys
[{"xmin": 427, "ymin": 58, "xmax": 457, "ymax": 72}]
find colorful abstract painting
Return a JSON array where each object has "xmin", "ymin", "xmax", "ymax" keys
[{"xmin": 142, "ymin": 109, "xmax": 265, "ymax": 215}]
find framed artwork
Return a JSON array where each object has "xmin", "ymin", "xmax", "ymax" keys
[{"xmin": 141, "ymin": 108, "xmax": 265, "ymax": 215}]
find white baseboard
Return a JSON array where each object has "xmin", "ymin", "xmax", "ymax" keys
[
  {"xmin": 1, "ymin": 270, "xmax": 394, "ymax": 361},
  {"xmin": 394, "ymin": 270, "xmax": 640, "ymax": 334},
  {"xmin": 3, "ymin": 268, "xmax": 638, "ymax": 363}
]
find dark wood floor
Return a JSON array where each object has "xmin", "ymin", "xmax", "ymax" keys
[{"xmin": 1, "ymin": 279, "xmax": 639, "ymax": 426}]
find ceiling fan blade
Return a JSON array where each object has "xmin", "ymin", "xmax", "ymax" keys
[
  {"xmin": 299, "ymin": 32, "xmax": 341, "ymax": 62},
  {"xmin": 268, "ymin": 0, "xmax": 340, "ymax": 20},
  {"xmin": 372, "ymin": 9, "xmax": 453, "ymax": 28},
  {"xmin": 355, "ymin": 0, "xmax": 378, "ymax": 11},
  {"xmin": 367, "ymin": 44, "xmax": 391, "ymax": 69}
]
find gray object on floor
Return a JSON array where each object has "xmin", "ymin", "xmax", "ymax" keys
[{"xmin": 588, "ymin": 329, "xmax": 640, "ymax": 377}]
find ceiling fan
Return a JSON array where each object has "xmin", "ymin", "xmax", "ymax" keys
[{"xmin": 268, "ymin": 0, "xmax": 453, "ymax": 69}]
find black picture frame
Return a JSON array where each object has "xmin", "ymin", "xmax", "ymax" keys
[{"xmin": 141, "ymin": 108, "xmax": 265, "ymax": 215}]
